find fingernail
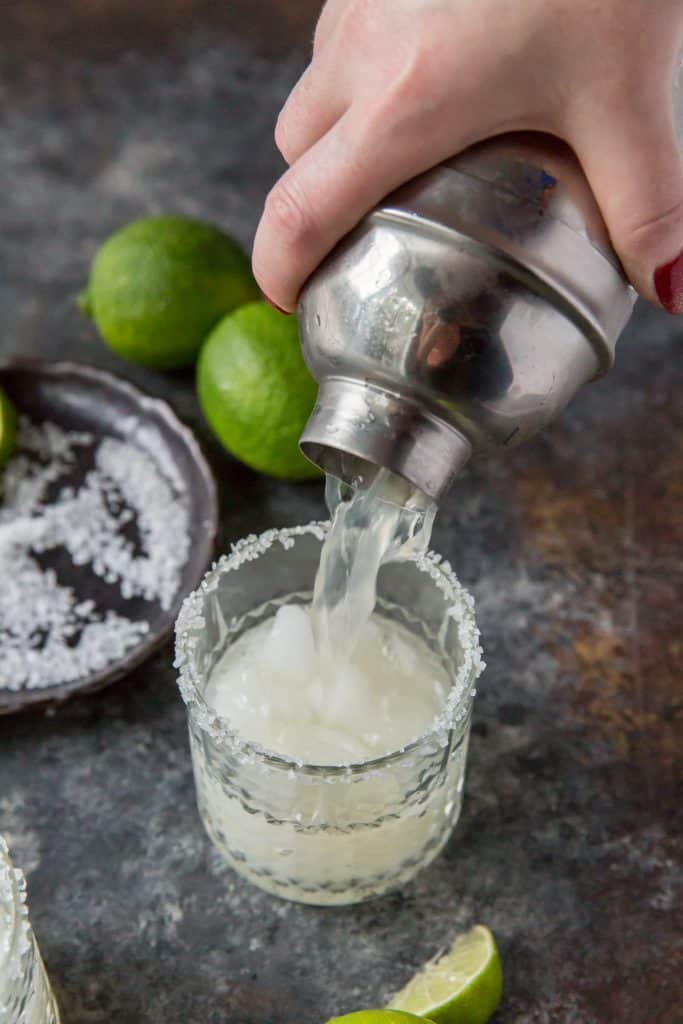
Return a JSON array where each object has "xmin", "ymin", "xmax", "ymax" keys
[
  {"xmin": 654, "ymin": 250, "xmax": 683, "ymax": 313},
  {"xmin": 261, "ymin": 292, "xmax": 291, "ymax": 315}
]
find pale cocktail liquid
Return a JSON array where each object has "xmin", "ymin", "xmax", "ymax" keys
[{"xmin": 207, "ymin": 469, "xmax": 440, "ymax": 763}]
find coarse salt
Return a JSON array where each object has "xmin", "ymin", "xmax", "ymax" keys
[{"xmin": 0, "ymin": 416, "xmax": 191, "ymax": 692}]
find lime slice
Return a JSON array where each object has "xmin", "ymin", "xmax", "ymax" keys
[
  {"xmin": 0, "ymin": 387, "xmax": 17, "ymax": 469},
  {"xmin": 388, "ymin": 925, "xmax": 502, "ymax": 1024},
  {"xmin": 328, "ymin": 1011, "xmax": 427, "ymax": 1024}
]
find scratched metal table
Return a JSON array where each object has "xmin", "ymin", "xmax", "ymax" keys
[{"xmin": 1, "ymin": 4, "xmax": 681, "ymax": 1022}]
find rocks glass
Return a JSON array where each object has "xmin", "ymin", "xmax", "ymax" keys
[{"xmin": 176, "ymin": 523, "xmax": 483, "ymax": 905}]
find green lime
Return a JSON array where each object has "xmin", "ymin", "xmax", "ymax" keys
[
  {"xmin": 0, "ymin": 388, "xmax": 17, "ymax": 470},
  {"xmin": 197, "ymin": 301, "xmax": 319, "ymax": 480},
  {"xmin": 79, "ymin": 215, "xmax": 259, "ymax": 369},
  {"xmin": 388, "ymin": 926, "xmax": 503, "ymax": 1024},
  {"xmin": 328, "ymin": 1012, "xmax": 428, "ymax": 1024}
]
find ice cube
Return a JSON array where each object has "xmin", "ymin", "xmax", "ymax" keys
[
  {"xmin": 260, "ymin": 605, "xmax": 316, "ymax": 680},
  {"xmin": 321, "ymin": 662, "xmax": 379, "ymax": 737}
]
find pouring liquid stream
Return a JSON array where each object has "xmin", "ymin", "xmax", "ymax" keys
[
  {"xmin": 207, "ymin": 467, "xmax": 442, "ymax": 764},
  {"xmin": 311, "ymin": 468, "xmax": 437, "ymax": 674}
]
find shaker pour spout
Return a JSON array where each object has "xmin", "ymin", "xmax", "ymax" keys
[{"xmin": 300, "ymin": 377, "xmax": 472, "ymax": 503}]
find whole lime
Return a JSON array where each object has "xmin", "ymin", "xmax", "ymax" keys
[
  {"xmin": 197, "ymin": 302, "xmax": 319, "ymax": 480},
  {"xmin": 0, "ymin": 388, "xmax": 17, "ymax": 470},
  {"xmin": 79, "ymin": 216, "xmax": 259, "ymax": 369}
]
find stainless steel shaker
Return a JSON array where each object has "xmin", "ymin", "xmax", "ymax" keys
[{"xmin": 297, "ymin": 132, "xmax": 637, "ymax": 502}]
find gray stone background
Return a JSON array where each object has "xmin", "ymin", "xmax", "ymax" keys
[{"xmin": 1, "ymin": 3, "xmax": 681, "ymax": 1022}]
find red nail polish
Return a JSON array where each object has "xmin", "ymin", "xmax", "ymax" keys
[
  {"xmin": 654, "ymin": 250, "xmax": 683, "ymax": 314},
  {"xmin": 261, "ymin": 293, "xmax": 291, "ymax": 315}
]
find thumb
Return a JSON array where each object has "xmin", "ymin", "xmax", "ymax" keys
[{"xmin": 572, "ymin": 90, "xmax": 683, "ymax": 313}]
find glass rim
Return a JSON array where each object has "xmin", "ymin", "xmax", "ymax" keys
[{"xmin": 174, "ymin": 521, "xmax": 485, "ymax": 777}]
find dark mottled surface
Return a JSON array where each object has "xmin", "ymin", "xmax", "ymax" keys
[{"xmin": 1, "ymin": 4, "xmax": 682, "ymax": 1023}]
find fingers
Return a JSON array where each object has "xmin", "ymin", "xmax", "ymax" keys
[
  {"xmin": 311, "ymin": 0, "xmax": 345, "ymax": 57},
  {"xmin": 275, "ymin": 0, "xmax": 352, "ymax": 166},
  {"xmin": 275, "ymin": 63, "xmax": 348, "ymax": 166},
  {"xmin": 571, "ymin": 80, "xmax": 683, "ymax": 311},
  {"xmin": 253, "ymin": 108, "xmax": 485, "ymax": 312}
]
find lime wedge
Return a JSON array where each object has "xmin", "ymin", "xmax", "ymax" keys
[
  {"xmin": 388, "ymin": 925, "xmax": 502, "ymax": 1024},
  {"xmin": 0, "ymin": 388, "xmax": 17, "ymax": 470},
  {"xmin": 328, "ymin": 1012, "xmax": 427, "ymax": 1024}
]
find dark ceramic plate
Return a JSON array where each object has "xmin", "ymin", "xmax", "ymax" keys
[{"xmin": 0, "ymin": 361, "xmax": 218, "ymax": 714}]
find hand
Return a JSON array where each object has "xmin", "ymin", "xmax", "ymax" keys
[{"xmin": 252, "ymin": 0, "xmax": 683, "ymax": 314}]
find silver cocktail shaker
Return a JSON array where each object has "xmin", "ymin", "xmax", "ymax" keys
[{"xmin": 298, "ymin": 133, "xmax": 637, "ymax": 502}]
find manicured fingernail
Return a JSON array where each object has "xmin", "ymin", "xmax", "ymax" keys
[
  {"xmin": 654, "ymin": 250, "xmax": 683, "ymax": 313},
  {"xmin": 261, "ymin": 292, "xmax": 291, "ymax": 315}
]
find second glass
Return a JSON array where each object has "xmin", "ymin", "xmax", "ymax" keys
[
  {"xmin": 0, "ymin": 837, "xmax": 60, "ymax": 1024},
  {"xmin": 175, "ymin": 523, "xmax": 483, "ymax": 906}
]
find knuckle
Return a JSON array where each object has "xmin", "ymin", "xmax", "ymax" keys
[
  {"xmin": 313, "ymin": 0, "xmax": 343, "ymax": 55},
  {"xmin": 264, "ymin": 177, "xmax": 316, "ymax": 247},
  {"xmin": 626, "ymin": 196, "xmax": 683, "ymax": 251},
  {"xmin": 312, "ymin": 24, "xmax": 324, "ymax": 56},
  {"xmin": 343, "ymin": 0, "xmax": 372, "ymax": 26},
  {"xmin": 274, "ymin": 110, "xmax": 295, "ymax": 163},
  {"xmin": 385, "ymin": 27, "xmax": 452, "ymax": 114},
  {"xmin": 376, "ymin": 51, "xmax": 441, "ymax": 131},
  {"xmin": 312, "ymin": 16, "xmax": 330, "ymax": 56},
  {"xmin": 335, "ymin": 0, "xmax": 374, "ymax": 48},
  {"xmin": 391, "ymin": 57, "xmax": 424, "ymax": 103},
  {"xmin": 275, "ymin": 70, "xmax": 313, "ymax": 163}
]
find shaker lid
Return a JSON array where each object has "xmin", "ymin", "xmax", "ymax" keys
[
  {"xmin": 379, "ymin": 132, "xmax": 638, "ymax": 365},
  {"xmin": 451, "ymin": 133, "xmax": 618, "ymax": 264}
]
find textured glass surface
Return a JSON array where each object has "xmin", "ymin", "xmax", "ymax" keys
[
  {"xmin": 176, "ymin": 524, "xmax": 484, "ymax": 905},
  {"xmin": 0, "ymin": 838, "xmax": 60, "ymax": 1024}
]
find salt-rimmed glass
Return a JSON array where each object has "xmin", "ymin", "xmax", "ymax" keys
[
  {"xmin": 0, "ymin": 837, "xmax": 60, "ymax": 1024},
  {"xmin": 175, "ymin": 522, "xmax": 484, "ymax": 906}
]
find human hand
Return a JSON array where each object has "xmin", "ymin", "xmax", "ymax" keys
[{"xmin": 253, "ymin": 0, "xmax": 683, "ymax": 313}]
